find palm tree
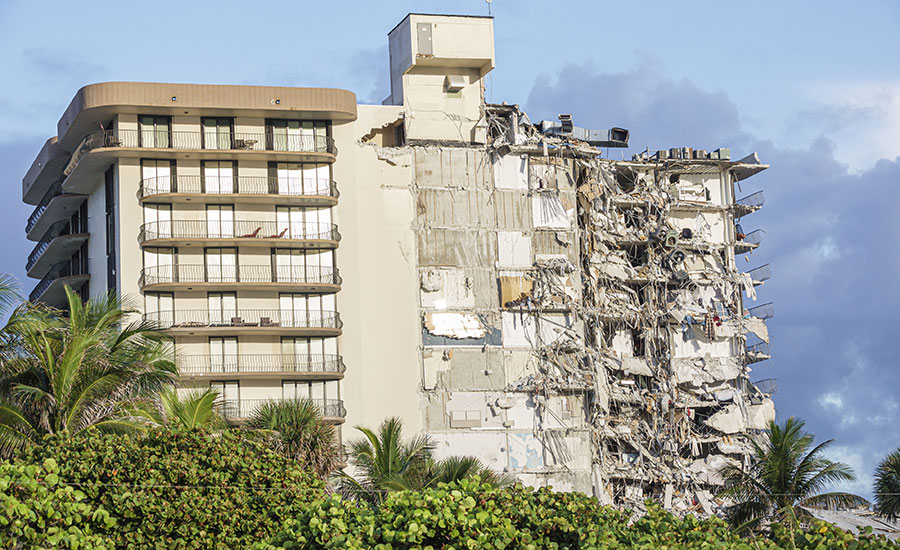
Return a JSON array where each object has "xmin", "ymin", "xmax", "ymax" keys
[
  {"xmin": 246, "ymin": 399, "xmax": 341, "ymax": 479},
  {"xmin": 337, "ymin": 416, "xmax": 510, "ymax": 503},
  {"xmin": 0, "ymin": 286, "xmax": 176, "ymax": 455},
  {"xmin": 157, "ymin": 387, "xmax": 224, "ymax": 431},
  {"xmin": 874, "ymin": 448, "xmax": 900, "ymax": 521},
  {"xmin": 718, "ymin": 417, "xmax": 869, "ymax": 532}
]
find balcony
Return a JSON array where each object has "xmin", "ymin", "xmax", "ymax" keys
[
  {"xmin": 29, "ymin": 262, "xmax": 89, "ymax": 306},
  {"xmin": 25, "ymin": 180, "xmax": 87, "ymax": 241},
  {"xmin": 144, "ymin": 309, "xmax": 342, "ymax": 336},
  {"xmin": 745, "ymin": 341, "xmax": 771, "ymax": 364},
  {"xmin": 747, "ymin": 302, "xmax": 774, "ymax": 320},
  {"xmin": 217, "ymin": 398, "xmax": 345, "ymax": 422},
  {"xmin": 26, "ymin": 220, "xmax": 89, "ymax": 279},
  {"xmin": 733, "ymin": 190, "xmax": 765, "ymax": 218},
  {"xmin": 139, "ymin": 264, "xmax": 341, "ymax": 292},
  {"xmin": 746, "ymin": 264, "xmax": 771, "ymax": 286},
  {"xmin": 137, "ymin": 175, "xmax": 339, "ymax": 206},
  {"xmin": 178, "ymin": 353, "xmax": 345, "ymax": 379},
  {"xmin": 734, "ymin": 228, "xmax": 763, "ymax": 254},
  {"xmin": 62, "ymin": 130, "xmax": 336, "ymax": 195},
  {"xmin": 137, "ymin": 220, "xmax": 340, "ymax": 249}
]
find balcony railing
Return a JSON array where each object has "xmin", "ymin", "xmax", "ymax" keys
[
  {"xmin": 746, "ymin": 264, "xmax": 771, "ymax": 283},
  {"xmin": 26, "ymin": 220, "xmax": 85, "ymax": 272},
  {"xmin": 65, "ymin": 130, "xmax": 335, "ymax": 176},
  {"xmin": 736, "ymin": 190, "xmax": 765, "ymax": 208},
  {"xmin": 217, "ymin": 398, "xmax": 345, "ymax": 420},
  {"xmin": 139, "ymin": 264, "xmax": 341, "ymax": 287},
  {"xmin": 29, "ymin": 261, "xmax": 89, "ymax": 303},
  {"xmin": 26, "ymin": 180, "xmax": 63, "ymax": 234},
  {"xmin": 178, "ymin": 354, "xmax": 345, "ymax": 375},
  {"xmin": 144, "ymin": 309, "xmax": 342, "ymax": 330},
  {"xmin": 747, "ymin": 302, "xmax": 774, "ymax": 320},
  {"xmin": 138, "ymin": 175, "xmax": 339, "ymax": 200},
  {"xmin": 735, "ymin": 228, "xmax": 764, "ymax": 247},
  {"xmin": 138, "ymin": 220, "xmax": 340, "ymax": 243}
]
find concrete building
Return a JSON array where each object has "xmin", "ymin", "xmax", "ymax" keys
[{"xmin": 22, "ymin": 13, "xmax": 773, "ymax": 513}]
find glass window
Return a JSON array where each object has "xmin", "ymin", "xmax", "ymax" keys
[
  {"xmin": 206, "ymin": 205, "xmax": 234, "ymax": 238},
  {"xmin": 205, "ymin": 248, "xmax": 237, "ymax": 282},
  {"xmin": 143, "ymin": 248, "xmax": 175, "ymax": 283},
  {"xmin": 141, "ymin": 159, "xmax": 175, "ymax": 194},
  {"xmin": 139, "ymin": 115, "xmax": 171, "ymax": 148},
  {"xmin": 208, "ymin": 292, "xmax": 236, "ymax": 325},
  {"xmin": 145, "ymin": 292, "xmax": 174, "ymax": 327},
  {"xmin": 209, "ymin": 337, "xmax": 238, "ymax": 373},
  {"xmin": 267, "ymin": 120, "xmax": 328, "ymax": 152},
  {"xmin": 143, "ymin": 203, "xmax": 172, "ymax": 239},
  {"xmin": 202, "ymin": 161, "xmax": 235, "ymax": 194},
  {"xmin": 202, "ymin": 117, "xmax": 233, "ymax": 150}
]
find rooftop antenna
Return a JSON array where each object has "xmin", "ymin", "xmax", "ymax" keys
[{"xmin": 486, "ymin": 0, "xmax": 492, "ymax": 16}]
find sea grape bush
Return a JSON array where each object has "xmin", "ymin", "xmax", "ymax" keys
[
  {"xmin": 0, "ymin": 458, "xmax": 115, "ymax": 549},
  {"xmin": 259, "ymin": 478, "xmax": 900, "ymax": 550}
]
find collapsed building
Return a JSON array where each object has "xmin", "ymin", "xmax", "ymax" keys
[{"xmin": 347, "ymin": 14, "xmax": 775, "ymax": 514}]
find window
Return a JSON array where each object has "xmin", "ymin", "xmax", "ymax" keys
[
  {"xmin": 206, "ymin": 205, "xmax": 234, "ymax": 238},
  {"xmin": 143, "ymin": 247, "xmax": 175, "ymax": 283},
  {"xmin": 273, "ymin": 249, "xmax": 333, "ymax": 283},
  {"xmin": 143, "ymin": 203, "xmax": 172, "ymax": 239},
  {"xmin": 141, "ymin": 159, "xmax": 176, "ymax": 194},
  {"xmin": 209, "ymin": 337, "xmax": 238, "ymax": 373},
  {"xmin": 205, "ymin": 248, "xmax": 237, "ymax": 282},
  {"xmin": 279, "ymin": 293, "xmax": 335, "ymax": 328},
  {"xmin": 201, "ymin": 160, "xmax": 236, "ymax": 194},
  {"xmin": 208, "ymin": 292, "xmax": 237, "ymax": 325},
  {"xmin": 266, "ymin": 119, "xmax": 328, "ymax": 152},
  {"xmin": 269, "ymin": 162, "xmax": 330, "ymax": 196},
  {"xmin": 104, "ymin": 167, "xmax": 117, "ymax": 293},
  {"xmin": 276, "ymin": 206, "xmax": 331, "ymax": 239},
  {"xmin": 139, "ymin": 115, "xmax": 171, "ymax": 148},
  {"xmin": 210, "ymin": 381, "xmax": 240, "ymax": 417},
  {"xmin": 282, "ymin": 380, "xmax": 339, "ymax": 402},
  {"xmin": 145, "ymin": 292, "xmax": 174, "ymax": 326},
  {"xmin": 201, "ymin": 117, "xmax": 233, "ymax": 150},
  {"xmin": 281, "ymin": 337, "xmax": 337, "ymax": 370}
]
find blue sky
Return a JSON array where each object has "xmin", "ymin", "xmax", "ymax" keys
[{"xmin": 1, "ymin": 0, "xmax": 898, "ymax": 498}]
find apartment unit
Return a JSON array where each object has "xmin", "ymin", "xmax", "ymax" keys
[{"xmin": 23, "ymin": 13, "xmax": 773, "ymax": 513}]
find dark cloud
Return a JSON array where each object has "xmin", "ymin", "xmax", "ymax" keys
[{"xmin": 525, "ymin": 63, "xmax": 900, "ymax": 498}]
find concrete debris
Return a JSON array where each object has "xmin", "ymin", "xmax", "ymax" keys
[{"xmin": 408, "ymin": 101, "xmax": 772, "ymax": 518}]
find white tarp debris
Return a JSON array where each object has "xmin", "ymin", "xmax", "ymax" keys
[{"xmin": 744, "ymin": 316, "xmax": 769, "ymax": 343}]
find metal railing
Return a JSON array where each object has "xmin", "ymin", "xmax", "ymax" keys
[
  {"xmin": 64, "ymin": 129, "xmax": 334, "ymax": 176},
  {"xmin": 139, "ymin": 264, "xmax": 341, "ymax": 287},
  {"xmin": 29, "ymin": 261, "xmax": 89, "ymax": 302},
  {"xmin": 26, "ymin": 220, "xmax": 85, "ymax": 272},
  {"xmin": 736, "ymin": 229, "xmax": 764, "ymax": 247},
  {"xmin": 138, "ymin": 220, "xmax": 340, "ymax": 243},
  {"xmin": 736, "ymin": 190, "xmax": 765, "ymax": 208},
  {"xmin": 746, "ymin": 263, "xmax": 771, "ymax": 283},
  {"xmin": 144, "ymin": 309, "xmax": 342, "ymax": 330},
  {"xmin": 138, "ymin": 175, "xmax": 339, "ymax": 200},
  {"xmin": 178, "ymin": 353, "xmax": 345, "ymax": 375},
  {"xmin": 747, "ymin": 302, "xmax": 774, "ymax": 320},
  {"xmin": 217, "ymin": 398, "xmax": 345, "ymax": 419},
  {"xmin": 753, "ymin": 378, "xmax": 778, "ymax": 395},
  {"xmin": 26, "ymin": 180, "xmax": 64, "ymax": 233}
]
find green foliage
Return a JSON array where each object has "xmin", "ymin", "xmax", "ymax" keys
[
  {"xmin": 157, "ymin": 387, "xmax": 224, "ymax": 431},
  {"xmin": 20, "ymin": 428, "xmax": 325, "ymax": 548},
  {"xmin": 246, "ymin": 398, "xmax": 341, "ymax": 479},
  {"xmin": 875, "ymin": 448, "xmax": 900, "ymax": 520},
  {"xmin": 0, "ymin": 287, "xmax": 175, "ymax": 455},
  {"xmin": 261, "ymin": 479, "xmax": 900, "ymax": 550},
  {"xmin": 337, "ymin": 416, "xmax": 510, "ymax": 503},
  {"xmin": 0, "ymin": 458, "xmax": 115, "ymax": 549},
  {"xmin": 718, "ymin": 417, "xmax": 869, "ymax": 531}
]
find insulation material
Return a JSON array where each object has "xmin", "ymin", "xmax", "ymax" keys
[
  {"xmin": 532, "ymin": 193, "xmax": 572, "ymax": 229},
  {"xmin": 501, "ymin": 311, "xmax": 571, "ymax": 349},
  {"xmin": 424, "ymin": 312, "xmax": 486, "ymax": 339},
  {"xmin": 497, "ymin": 231, "xmax": 532, "ymax": 268},
  {"xmin": 492, "ymin": 153, "xmax": 528, "ymax": 189},
  {"xmin": 499, "ymin": 275, "xmax": 533, "ymax": 307}
]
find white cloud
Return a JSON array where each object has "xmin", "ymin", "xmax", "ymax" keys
[
  {"xmin": 824, "ymin": 444, "xmax": 875, "ymax": 499},
  {"xmin": 818, "ymin": 391, "xmax": 844, "ymax": 411}
]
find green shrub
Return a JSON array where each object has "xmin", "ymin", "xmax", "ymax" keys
[
  {"xmin": 21, "ymin": 429, "xmax": 325, "ymax": 549},
  {"xmin": 0, "ymin": 458, "xmax": 115, "ymax": 549},
  {"xmin": 261, "ymin": 477, "xmax": 900, "ymax": 550}
]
